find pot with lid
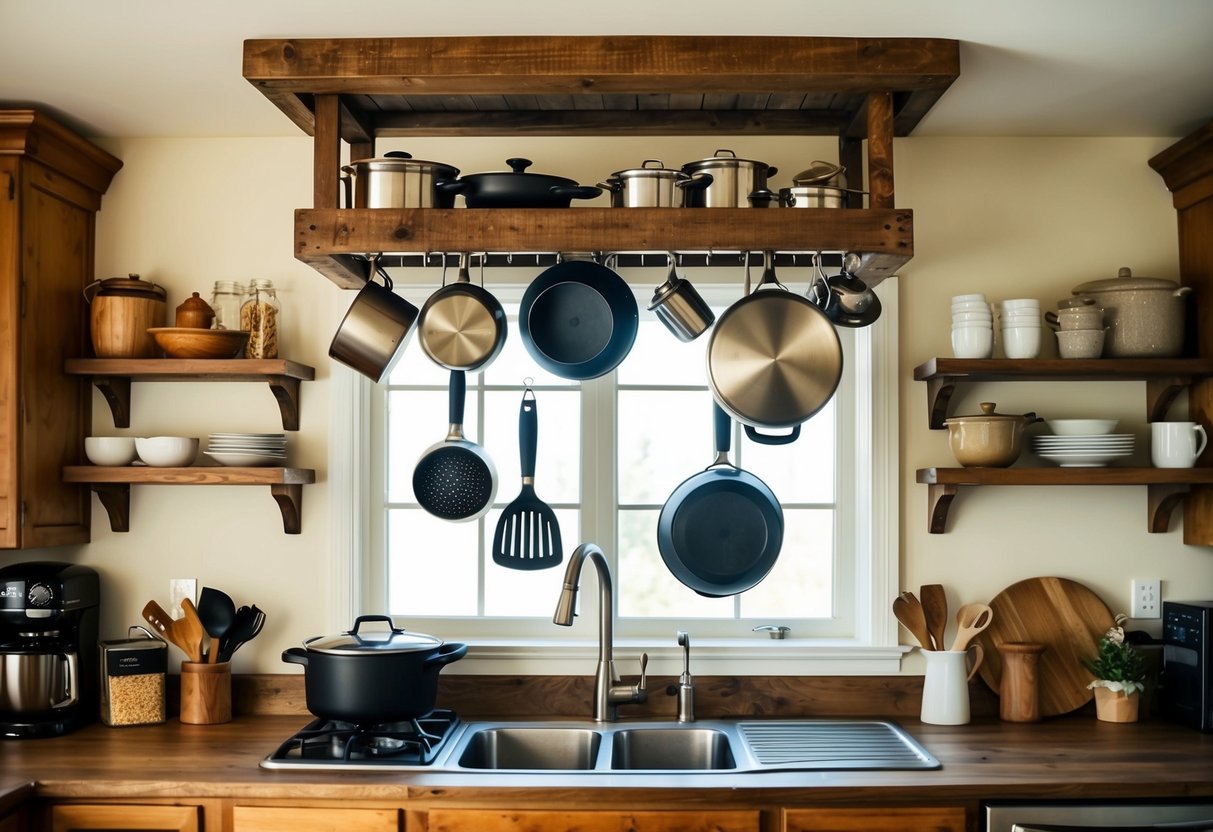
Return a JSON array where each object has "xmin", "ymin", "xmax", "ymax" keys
[
  {"xmin": 598, "ymin": 160, "xmax": 713, "ymax": 207},
  {"xmin": 944, "ymin": 402, "xmax": 1042, "ymax": 468},
  {"xmin": 439, "ymin": 158, "xmax": 602, "ymax": 208},
  {"xmin": 1070, "ymin": 267, "xmax": 1192, "ymax": 358},
  {"xmin": 341, "ymin": 151, "xmax": 460, "ymax": 209},
  {"xmin": 282, "ymin": 615, "xmax": 467, "ymax": 724},
  {"xmin": 83, "ymin": 274, "xmax": 167, "ymax": 358},
  {"xmin": 680, "ymin": 149, "xmax": 778, "ymax": 208}
]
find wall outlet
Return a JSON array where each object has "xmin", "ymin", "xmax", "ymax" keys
[
  {"xmin": 169, "ymin": 578, "xmax": 197, "ymax": 620},
  {"xmin": 1131, "ymin": 578, "xmax": 1162, "ymax": 619}
]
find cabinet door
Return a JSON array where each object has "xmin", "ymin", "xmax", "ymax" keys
[
  {"xmin": 783, "ymin": 806, "xmax": 966, "ymax": 832},
  {"xmin": 424, "ymin": 809, "xmax": 760, "ymax": 832},
  {"xmin": 0, "ymin": 156, "xmax": 19, "ymax": 548},
  {"xmin": 233, "ymin": 805, "xmax": 399, "ymax": 831},
  {"xmin": 51, "ymin": 803, "xmax": 200, "ymax": 832}
]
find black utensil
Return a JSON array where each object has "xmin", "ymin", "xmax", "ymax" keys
[
  {"xmin": 412, "ymin": 369, "xmax": 499, "ymax": 521},
  {"xmin": 219, "ymin": 604, "xmax": 266, "ymax": 662},
  {"xmin": 492, "ymin": 388, "xmax": 563, "ymax": 569},
  {"xmin": 196, "ymin": 586, "xmax": 236, "ymax": 663}
]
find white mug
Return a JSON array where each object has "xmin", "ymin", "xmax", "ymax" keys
[
  {"xmin": 1151, "ymin": 421, "xmax": 1209, "ymax": 468},
  {"xmin": 920, "ymin": 644, "xmax": 984, "ymax": 725}
]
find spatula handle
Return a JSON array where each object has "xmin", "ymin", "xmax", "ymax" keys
[{"xmin": 520, "ymin": 391, "xmax": 537, "ymax": 479}]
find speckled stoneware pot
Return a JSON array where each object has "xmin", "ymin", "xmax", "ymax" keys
[{"xmin": 1070, "ymin": 267, "xmax": 1192, "ymax": 357}]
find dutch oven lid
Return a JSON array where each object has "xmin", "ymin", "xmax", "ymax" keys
[
  {"xmin": 303, "ymin": 615, "xmax": 443, "ymax": 655},
  {"xmin": 1072, "ymin": 266, "xmax": 1181, "ymax": 294},
  {"xmin": 93, "ymin": 274, "xmax": 166, "ymax": 299},
  {"xmin": 944, "ymin": 402, "xmax": 1035, "ymax": 426}
]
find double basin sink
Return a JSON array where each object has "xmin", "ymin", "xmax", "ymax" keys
[{"xmin": 443, "ymin": 719, "xmax": 940, "ymax": 774}]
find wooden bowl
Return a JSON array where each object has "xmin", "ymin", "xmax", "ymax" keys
[{"xmin": 148, "ymin": 327, "xmax": 249, "ymax": 359}]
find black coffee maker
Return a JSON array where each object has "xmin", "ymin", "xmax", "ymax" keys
[{"xmin": 0, "ymin": 562, "xmax": 99, "ymax": 737}]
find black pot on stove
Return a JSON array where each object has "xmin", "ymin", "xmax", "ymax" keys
[{"xmin": 282, "ymin": 615, "xmax": 467, "ymax": 724}]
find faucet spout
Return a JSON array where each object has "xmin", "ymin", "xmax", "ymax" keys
[{"xmin": 552, "ymin": 543, "xmax": 647, "ymax": 721}]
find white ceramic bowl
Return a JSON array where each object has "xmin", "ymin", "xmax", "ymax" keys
[
  {"xmin": 952, "ymin": 325, "xmax": 994, "ymax": 358},
  {"xmin": 1000, "ymin": 298, "xmax": 1041, "ymax": 309},
  {"xmin": 84, "ymin": 436, "xmax": 138, "ymax": 466},
  {"xmin": 1045, "ymin": 419, "xmax": 1119, "ymax": 436},
  {"xmin": 135, "ymin": 436, "xmax": 199, "ymax": 467},
  {"xmin": 1001, "ymin": 325, "xmax": 1042, "ymax": 358},
  {"xmin": 952, "ymin": 310, "xmax": 993, "ymax": 323},
  {"xmin": 951, "ymin": 293, "xmax": 987, "ymax": 304}
]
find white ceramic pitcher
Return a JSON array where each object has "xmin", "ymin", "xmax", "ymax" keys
[{"xmin": 920, "ymin": 644, "xmax": 984, "ymax": 725}]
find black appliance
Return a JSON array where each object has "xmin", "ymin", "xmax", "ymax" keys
[
  {"xmin": 261, "ymin": 709, "xmax": 461, "ymax": 771},
  {"xmin": 1161, "ymin": 599, "xmax": 1213, "ymax": 732},
  {"xmin": 0, "ymin": 562, "xmax": 100, "ymax": 738},
  {"xmin": 985, "ymin": 800, "xmax": 1213, "ymax": 829}
]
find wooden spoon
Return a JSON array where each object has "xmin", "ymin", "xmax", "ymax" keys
[
  {"xmin": 920, "ymin": 583, "xmax": 948, "ymax": 652},
  {"xmin": 177, "ymin": 597, "xmax": 207, "ymax": 664},
  {"xmin": 141, "ymin": 600, "xmax": 193, "ymax": 660},
  {"xmin": 893, "ymin": 591, "xmax": 933, "ymax": 650},
  {"xmin": 950, "ymin": 602, "xmax": 994, "ymax": 651}
]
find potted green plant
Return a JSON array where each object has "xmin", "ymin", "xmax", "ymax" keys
[{"xmin": 1084, "ymin": 613, "xmax": 1147, "ymax": 723}]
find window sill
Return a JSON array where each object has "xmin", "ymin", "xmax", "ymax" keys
[{"xmin": 441, "ymin": 638, "xmax": 910, "ymax": 676}]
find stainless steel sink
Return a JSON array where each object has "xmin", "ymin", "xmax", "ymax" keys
[
  {"xmin": 456, "ymin": 727, "xmax": 601, "ymax": 770},
  {"xmin": 610, "ymin": 728, "xmax": 735, "ymax": 770},
  {"xmin": 441, "ymin": 719, "xmax": 939, "ymax": 774}
]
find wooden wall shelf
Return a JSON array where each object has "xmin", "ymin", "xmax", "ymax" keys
[
  {"xmin": 65, "ymin": 358, "xmax": 316, "ymax": 431},
  {"xmin": 63, "ymin": 466, "xmax": 316, "ymax": 535}
]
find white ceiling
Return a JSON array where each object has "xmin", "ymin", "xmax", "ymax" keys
[{"xmin": 1, "ymin": 0, "xmax": 1211, "ymax": 140}]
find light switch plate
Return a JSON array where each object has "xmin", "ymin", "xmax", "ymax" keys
[
  {"xmin": 1131, "ymin": 578, "xmax": 1161, "ymax": 619},
  {"xmin": 169, "ymin": 578, "xmax": 197, "ymax": 620}
]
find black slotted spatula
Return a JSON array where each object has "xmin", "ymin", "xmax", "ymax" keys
[{"xmin": 492, "ymin": 388, "xmax": 563, "ymax": 569}]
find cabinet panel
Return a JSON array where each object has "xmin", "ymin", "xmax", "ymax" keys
[
  {"xmin": 424, "ymin": 809, "xmax": 759, "ymax": 832},
  {"xmin": 233, "ymin": 805, "xmax": 399, "ymax": 831},
  {"xmin": 51, "ymin": 803, "xmax": 200, "ymax": 832},
  {"xmin": 783, "ymin": 806, "xmax": 966, "ymax": 832}
]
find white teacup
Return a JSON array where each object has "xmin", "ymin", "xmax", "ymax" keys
[
  {"xmin": 1151, "ymin": 422, "xmax": 1209, "ymax": 468},
  {"xmin": 1001, "ymin": 325, "xmax": 1042, "ymax": 359},
  {"xmin": 952, "ymin": 325, "xmax": 993, "ymax": 359}
]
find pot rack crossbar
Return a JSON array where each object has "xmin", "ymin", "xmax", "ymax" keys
[
  {"xmin": 361, "ymin": 251, "xmax": 846, "ymax": 271},
  {"xmin": 242, "ymin": 35, "xmax": 960, "ymax": 289}
]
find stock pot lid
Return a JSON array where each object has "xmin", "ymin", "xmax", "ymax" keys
[
  {"xmin": 347, "ymin": 151, "xmax": 459, "ymax": 176},
  {"xmin": 1072, "ymin": 266, "xmax": 1181, "ymax": 294},
  {"xmin": 304, "ymin": 615, "xmax": 443, "ymax": 655},
  {"xmin": 682, "ymin": 149, "xmax": 775, "ymax": 173},
  {"xmin": 94, "ymin": 274, "xmax": 166, "ymax": 299},
  {"xmin": 609, "ymin": 160, "xmax": 687, "ymax": 180},
  {"xmin": 944, "ymin": 402, "xmax": 1031, "ymax": 426}
]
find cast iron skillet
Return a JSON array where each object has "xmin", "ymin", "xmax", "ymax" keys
[
  {"xmin": 657, "ymin": 402, "xmax": 784, "ymax": 597},
  {"xmin": 519, "ymin": 258, "xmax": 638, "ymax": 380}
]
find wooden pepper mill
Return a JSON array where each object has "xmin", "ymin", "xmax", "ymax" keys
[{"xmin": 998, "ymin": 642, "xmax": 1047, "ymax": 722}]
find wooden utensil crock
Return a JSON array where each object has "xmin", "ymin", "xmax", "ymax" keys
[
  {"xmin": 998, "ymin": 642, "xmax": 1046, "ymax": 722},
  {"xmin": 179, "ymin": 661, "xmax": 232, "ymax": 725}
]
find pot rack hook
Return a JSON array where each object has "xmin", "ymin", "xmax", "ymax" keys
[{"xmin": 522, "ymin": 376, "xmax": 535, "ymax": 402}]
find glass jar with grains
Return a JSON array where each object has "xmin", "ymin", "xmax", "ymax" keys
[{"xmin": 241, "ymin": 278, "xmax": 280, "ymax": 359}]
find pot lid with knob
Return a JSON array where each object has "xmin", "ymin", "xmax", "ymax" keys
[
  {"xmin": 1072, "ymin": 266, "xmax": 1185, "ymax": 294},
  {"xmin": 84, "ymin": 273, "xmax": 166, "ymax": 302},
  {"xmin": 301, "ymin": 615, "xmax": 444, "ymax": 655}
]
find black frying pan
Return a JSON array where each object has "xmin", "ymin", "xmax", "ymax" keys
[{"xmin": 656, "ymin": 402, "xmax": 784, "ymax": 597}]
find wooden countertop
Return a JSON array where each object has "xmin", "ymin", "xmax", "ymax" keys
[{"xmin": 3, "ymin": 714, "xmax": 1211, "ymax": 804}]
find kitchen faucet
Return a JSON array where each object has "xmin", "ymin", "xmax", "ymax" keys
[
  {"xmin": 552, "ymin": 543, "xmax": 648, "ymax": 722},
  {"xmin": 670, "ymin": 630, "xmax": 695, "ymax": 723}
]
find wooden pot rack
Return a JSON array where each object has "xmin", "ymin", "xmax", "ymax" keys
[{"xmin": 241, "ymin": 35, "xmax": 960, "ymax": 287}]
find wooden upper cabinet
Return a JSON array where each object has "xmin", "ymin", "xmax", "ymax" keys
[{"xmin": 0, "ymin": 110, "xmax": 122, "ymax": 549}]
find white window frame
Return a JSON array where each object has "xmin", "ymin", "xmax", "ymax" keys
[{"xmin": 329, "ymin": 276, "xmax": 903, "ymax": 676}]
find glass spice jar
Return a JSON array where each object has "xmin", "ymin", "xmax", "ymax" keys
[
  {"xmin": 210, "ymin": 280, "xmax": 244, "ymax": 331},
  {"xmin": 240, "ymin": 278, "xmax": 280, "ymax": 359}
]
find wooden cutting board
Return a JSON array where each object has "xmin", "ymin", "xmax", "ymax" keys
[{"xmin": 975, "ymin": 576, "xmax": 1115, "ymax": 717}]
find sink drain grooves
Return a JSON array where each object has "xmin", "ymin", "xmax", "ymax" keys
[{"xmin": 736, "ymin": 721, "xmax": 939, "ymax": 770}]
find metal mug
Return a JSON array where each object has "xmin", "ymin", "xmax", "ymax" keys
[
  {"xmin": 329, "ymin": 256, "xmax": 419, "ymax": 383},
  {"xmin": 648, "ymin": 258, "xmax": 715, "ymax": 342}
]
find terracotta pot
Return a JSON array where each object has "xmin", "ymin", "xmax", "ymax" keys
[{"xmin": 1093, "ymin": 685, "xmax": 1140, "ymax": 723}]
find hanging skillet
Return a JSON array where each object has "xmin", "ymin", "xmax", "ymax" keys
[
  {"xmin": 657, "ymin": 402, "xmax": 784, "ymax": 597},
  {"xmin": 412, "ymin": 370, "xmax": 498, "ymax": 522},
  {"xmin": 417, "ymin": 253, "xmax": 508, "ymax": 371},
  {"xmin": 519, "ymin": 257, "xmax": 638, "ymax": 380},
  {"xmin": 707, "ymin": 251, "xmax": 843, "ymax": 435}
]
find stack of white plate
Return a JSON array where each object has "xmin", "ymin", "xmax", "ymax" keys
[
  {"xmin": 204, "ymin": 433, "xmax": 287, "ymax": 467},
  {"xmin": 1032, "ymin": 434, "xmax": 1134, "ymax": 467}
]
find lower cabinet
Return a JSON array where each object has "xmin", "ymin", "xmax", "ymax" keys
[
  {"xmin": 232, "ymin": 805, "xmax": 400, "ymax": 831},
  {"xmin": 421, "ymin": 809, "xmax": 760, "ymax": 832},
  {"xmin": 783, "ymin": 806, "xmax": 967, "ymax": 831},
  {"xmin": 50, "ymin": 803, "xmax": 201, "ymax": 831}
]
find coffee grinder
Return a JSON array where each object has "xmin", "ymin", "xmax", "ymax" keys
[{"xmin": 0, "ymin": 562, "xmax": 99, "ymax": 737}]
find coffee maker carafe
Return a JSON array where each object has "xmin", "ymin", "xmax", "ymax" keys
[{"xmin": 1, "ymin": 562, "xmax": 99, "ymax": 737}]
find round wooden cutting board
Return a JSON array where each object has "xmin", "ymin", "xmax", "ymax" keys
[{"xmin": 975, "ymin": 576, "xmax": 1115, "ymax": 717}]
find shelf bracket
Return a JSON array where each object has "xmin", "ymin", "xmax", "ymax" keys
[
  {"xmin": 927, "ymin": 483, "xmax": 958, "ymax": 534},
  {"xmin": 270, "ymin": 483, "xmax": 304, "ymax": 534},
  {"xmin": 926, "ymin": 377, "xmax": 957, "ymax": 430},
  {"xmin": 1148, "ymin": 483, "xmax": 1190, "ymax": 533},
  {"xmin": 90, "ymin": 376, "xmax": 132, "ymax": 428},
  {"xmin": 1146, "ymin": 376, "xmax": 1187, "ymax": 423},
  {"xmin": 90, "ymin": 483, "xmax": 131, "ymax": 532},
  {"xmin": 266, "ymin": 375, "xmax": 303, "ymax": 431}
]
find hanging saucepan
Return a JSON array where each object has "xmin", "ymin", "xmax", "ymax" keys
[
  {"xmin": 519, "ymin": 257, "xmax": 638, "ymax": 379},
  {"xmin": 438, "ymin": 158, "xmax": 602, "ymax": 208},
  {"xmin": 649, "ymin": 254, "xmax": 715, "ymax": 342},
  {"xmin": 417, "ymin": 253, "xmax": 508, "ymax": 371},
  {"xmin": 282, "ymin": 615, "xmax": 468, "ymax": 724},
  {"xmin": 598, "ymin": 160, "xmax": 713, "ymax": 207},
  {"xmin": 657, "ymin": 403, "xmax": 784, "ymax": 597},
  {"xmin": 680, "ymin": 149, "xmax": 778, "ymax": 208},
  {"xmin": 328, "ymin": 255, "xmax": 420, "ymax": 384},
  {"xmin": 340, "ymin": 151, "xmax": 460, "ymax": 209},
  {"xmin": 412, "ymin": 370, "xmax": 498, "ymax": 522},
  {"xmin": 707, "ymin": 251, "xmax": 843, "ymax": 440}
]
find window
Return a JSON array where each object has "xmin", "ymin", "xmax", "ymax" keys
[{"xmin": 348, "ymin": 271, "xmax": 901, "ymax": 672}]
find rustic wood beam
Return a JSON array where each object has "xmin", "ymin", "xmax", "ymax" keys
[
  {"xmin": 312, "ymin": 95, "xmax": 341, "ymax": 209},
  {"xmin": 867, "ymin": 91, "xmax": 895, "ymax": 209}
]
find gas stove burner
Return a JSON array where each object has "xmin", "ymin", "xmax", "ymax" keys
[{"xmin": 263, "ymin": 708, "xmax": 460, "ymax": 769}]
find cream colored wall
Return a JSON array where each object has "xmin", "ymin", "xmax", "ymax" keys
[{"xmin": 60, "ymin": 133, "xmax": 1213, "ymax": 674}]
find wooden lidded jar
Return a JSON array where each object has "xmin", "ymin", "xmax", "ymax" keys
[
  {"xmin": 998, "ymin": 642, "xmax": 1047, "ymax": 722},
  {"xmin": 85, "ymin": 274, "xmax": 166, "ymax": 357}
]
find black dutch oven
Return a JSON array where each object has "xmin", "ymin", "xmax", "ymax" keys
[
  {"xmin": 439, "ymin": 158, "xmax": 602, "ymax": 208},
  {"xmin": 282, "ymin": 615, "xmax": 468, "ymax": 724}
]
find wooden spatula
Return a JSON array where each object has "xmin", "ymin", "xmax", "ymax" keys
[
  {"xmin": 177, "ymin": 598, "xmax": 207, "ymax": 664},
  {"xmin": 893, "ymin": 591, "xmax": 933, "ymax": 650},
  {"xmin": 920, "ymin": 583, "xmax": 948, "ymax": 651}
]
